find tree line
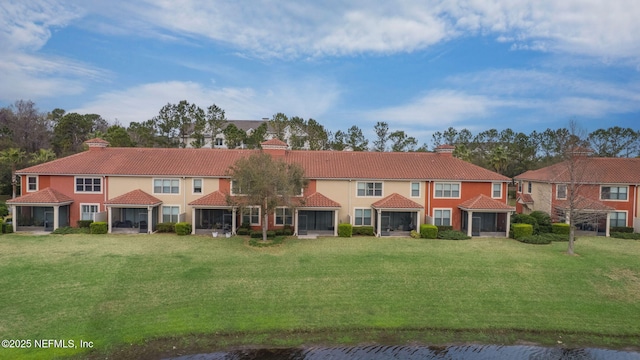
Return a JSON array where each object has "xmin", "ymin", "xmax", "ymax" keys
[{"xmin": 1, "ymin": 99, "xmax": 639, "ymax": 195}]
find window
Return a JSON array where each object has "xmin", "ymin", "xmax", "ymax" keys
[
  {"xmin": 231, "ymin": 180, "xmax": 247, "ymax": 195},
  {"xmin": 610, "ymin": 212, "xmax": 627, "ymax": 228},
  {"xmin": 434, "ymin": 209, "xmax": 451, "ymax": 226},
  {"xmin": 154, "ymin": 179, "xmax": 179, "ymax": 194},
  {"xmin": 242, "ymin": 207, "xmax": 260, "ymax": 225},
  {"xmin": 434, "ymin": 183, "xmax": 460, "ymax": 198},
  {"xmin": 518, "ymin": 181, "xmax": 522, "ymax": 193},
  {"xmin": 27, "ymin": 176, "xmax": 38, "ymax": 192},
  {"xmin": 357, "ymin": 182, "xmax": 382, "ymax": 197},
  {"xmin": 214, "ymin": 138, "xmax": 224, "ymax": 147},
  {"xmin": 193, "ymin": 179, "xmax": 202, "ymax": 194},
  {"xmin": 80, "ymin": 204, "xmax": 99, "ymax": 221},
  {"xmin": 556, "ymin": 184, "xmax": 567, "ymax": 200},
  {"xmin": 527, "ymin": 182, "xmax": 532, "ymax": 194},
  {"xmin": 76, "ymin": 177, "xmax": 101, "ymax": 193},
  {"xmin": 162, "ymin": 206, "xmax": 180, "ymax": 223},
  {"xmin": 492, "ymin": 183, "xmax": 502, "ymax": 198},
  {"xmin": 275, "ymin": 208, "xmax": 293, "ymax": 225},
  {"xmin": 601, "ymin": 186, "xmax": 628, "ymax": 201},
  {"xmin": 354, "ymin": 208, "xmax": 372, "ymax": 226},
  {"xmin": 411, "ymin": 182, "xmax": 420, "ymax": 197}
]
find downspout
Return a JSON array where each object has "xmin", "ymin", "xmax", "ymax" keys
[
  {"xmin": 427, "ymin": 181, "xmax": 431, "ymax": 223},
  {"xmin": 634, "ymin": 184, "xmax": 639, "ymax": 229},
  {"xmin": 182, "ymin": 176, "xmax": 187, "ymax": 222}
]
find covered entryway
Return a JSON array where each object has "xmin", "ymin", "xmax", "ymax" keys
[
  {"xmin": 105, "ymin": 189, "xmax": 162, "ymax": 234},
  {"xmin": 554, "ymin": 196, "xmax": 614, "ymax": 237},
  {"xmin": 189, "ymin": 191, "xmax": 237, "ymax": 235},
  {"xmin": 372, "ymin": 193, "xmax": 423, "ymax": 237},
  {"xmin": 6, "ymin": 188, "xmax": 73, "ymax": 232},
  {"xmin": 295, "ymin": 192, "xmax": 340, "ymax": 236},
  {"xmin": 459, "ymin": 194, "xmax": 514, "ymax": 237}
]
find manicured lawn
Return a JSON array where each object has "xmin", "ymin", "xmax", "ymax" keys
[{"xmin": 0, "ymin": 233, "xmax": 639, "ymax": 359}]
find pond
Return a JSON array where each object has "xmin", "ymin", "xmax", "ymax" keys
[{"xmin": 167, "ymin": 344, "xmax": 640, "ymax": 360}]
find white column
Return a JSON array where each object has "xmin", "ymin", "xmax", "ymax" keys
[
  {"xmin": 11, "ymin": 205, "xmax": 17, "ymax": 233},
  {"xmin": 294, "ymin": 209, "xmax": 299, "ymax": 236},
  {"xmin": 606, "ymin": 212, "xmax": 611, "ymax": 237},
  {"xmin": 232, "ymin": 208, "xmax": 237, "ymax": 235},
  {"xmin": 191, "ymin": 207, "xmax": 196, "ymax": 234},
  {"xmin": 107, "ymin": 207, "xmax": 113, "ymax": 233},
  {"xmin": 467, "ymin": 210, "xmax": 473, "ymax": 237},
  {"xmin": 333, "ymin": 210, "xmax": 339, "ymax": 236},
  {"xmin": 505, "ymin": 211, "xmax": 511, "ymax": 238},
  {"xmin": 53, "ymin": 205, "xmax": 60, "ymax": 231},
  {"xmin": 416, "ymin": 210, "xmax": 421, "ymax": 231},
  {"xmin": 376, "ymin": 209, "xmax": 382, "ymax": 237},
  {"xmin": 147, "ymin": 206, "xmax": 153, "ymax": 234}
]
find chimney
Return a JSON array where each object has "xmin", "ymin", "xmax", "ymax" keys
[
  {"xmin": 84, "ymin": 138, "xmax": 109, "ymax": 150},
  {"xmin": 435, "ymin": 144, "xmax": 455, "ymax": 156},
  {"xmin": 260, "ymin": 138, "xmax": 288, "ymax": 157}
]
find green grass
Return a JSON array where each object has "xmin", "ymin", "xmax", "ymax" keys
[{"xmin": 1, "ymin": 234, "xmax": 639, "ymax": 359}]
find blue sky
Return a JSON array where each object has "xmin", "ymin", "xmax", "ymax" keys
[{"xmin": 2, "ymin": 1, "xmax": 640, "ymax": 147}]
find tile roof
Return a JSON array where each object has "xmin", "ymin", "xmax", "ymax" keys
[
  {"xmin": 104, "ymin": 189, "xmax": 162, "ymax": 206},
  {"xmin": 261, "ymin": 138, "xmax": 288, "ymax": 147},
  {"xmin": 299, "ymin": 192, "xmax": 341, "ymax": 208},
  {"xmin": 188, "ymin": 191, "xmax": 230, "ymax": 207},
  {"xmin": 516, "ymin": 157, "xmax": 640, "ymax": 184},
  {"xmin": 517, "ymin": 194, "xmax": 534, "ymax": 204},
  {"xmin": 372, "ymin": 193, "xmax": 423, "ymax": 209},
  {"xmin": 6, "ymin": 188, "xmax": 74, "ymax": 205},
  {"xmin": 17, "ymin": 146, "xmax": 510, "ymax": 182},
  {"xmin": 458, "ymin": 194, "xmax": 515, "ymax": 211},
  {"xmin": 554, "ymin": 196, "xmax": 615, "ymax": 212}
]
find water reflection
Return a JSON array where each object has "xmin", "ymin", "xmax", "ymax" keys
[{"xmin": 168, "ymin": 344, "xmax": 640, "ymax": 360}]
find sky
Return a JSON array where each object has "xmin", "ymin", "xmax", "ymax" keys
[{"xmin": 2, "ymin": 1, "xmax": 640, "ymax": 147}]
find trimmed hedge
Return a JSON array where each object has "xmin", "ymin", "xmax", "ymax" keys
[
  {"xmin": 437, "ymin": 230, "xmax": 471, "ymax": 240},
  {"xmin": 236, "ymin": 228, "xmax": 249, "ymax": 236},
  {"xmin": 2, "ymin": 222, "xmax": 12, "ymax": 233},
  {"xmin": 250, "ymin": 230, "xmax": 276, "ymax": 239},
  {"xmin": 338, "ymin": 223, "xmax": 352, "ymax": 237},
  {"xmin": 552, "ymin": 223, "xmax": 570, "ymax": 234},
  {"xmin": 352, "ymin": 226, "xmax": 375, "ymax": 236},
  {"xmin": 420, "ymin": 224, "xmax": 438, "ymax": 239},
  {"xmin": 436, "ymin": 225, "xmax": 453, "ymax": 232},
  {"xmin": 512, "ymin": 223, "xmax": 533, "ymax": 239},
  {"xmin": 530, "ymin": 211, "xmax": 552, "ymax": 234},
  {"xmin": 90, "ymin": 222, "xmax": 108, "ymax": 234},
  {"xmin": 77, "ymin": 220, "xmax": 93, "ymax": 228},
  {"xmin": 512, "ymin": 213, "xmax": 539, "ymax": 234},
  {"xmin": 157, "ymin": 222, "xmax": 176, "ymax": 233},
  {"xmin": 611, "ymin": 226, "xmax": 634, "ymax": 233},
  {"xmin": 610, "ymin": 232, "xmax": 640, "ymax": 240},
  {"xmin": 517, "ymin": 234, "xmax": 553, "ymax": 245},
  {"xmin": 175, "ymin": 222, "xmax": 192, "ymax": 236},
  {"xmin": 52, "ymin": 226, "xmax": 90, "ymax": 235}
]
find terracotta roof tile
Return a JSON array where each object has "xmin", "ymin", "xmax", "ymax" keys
[
  {"xmin": 372, "ymin": 193, "xmax": 423, "ymax": 209},
  {"xmin": 104, "ymin": 189, "xmax": 162, "ymax": 206},
  {"xmin": 458, "ymin": 194, "xmax": 515, "ymax": 211},
  {"xmin": 554, "ymin": 196, "xmax": 615, "ymax": 212},
  {"xmin": 188, "ymin": 191, "xmax": 230, "ymax": 207},
  {"xmin": 516, "ymin": 157, "xmax": 640, "ymax": 184},
  {"xmin": 261, "ymin": 138, "xmax": 288, "ymax": 147},
  {"xmin": 299, "ymin": 192, "xmax": 341, "ymax": 208},
  {"xmin": 517, "ymin": 194, "xmax": 534, "ymax": 204},
  {"xmin": 6, "ymin": 188, "xmax": 73, "ymax": 204},
  {"xmin": 16, "ymin": 147, "xmax": 510, "ymax": 181}
]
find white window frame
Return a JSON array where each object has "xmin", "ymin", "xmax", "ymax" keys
[
  {"xmin": 230, "ymin": 180, "xmax": 247, "ymax": 196},
  {"xmin": 27, "ymin": 175, "xmax": 38, "ymax": 192},
  {"xmin": 492, "ymin": 183, "xmax": 502, "ymax": 199},
  {"xmin": 527, "ymin": 182, "xmax": 532, "ymax": 194},
  {"xmin": 214, "ymin": 138, "xmax": 224, "ymax": 147},
  {"xmin": 434, "ymin": 182, "xmax": 461, "ymax": 199},
  {"xmin": 192, "ymin": 178, "xmax": 203, "ymax": 195},
  {"xmin": 162, "ymin": 205, "xmax": 180, "ymax": 223},
  {"xmin": 556, "ymin": 184, "xmax": 567, "ymax": 200},
  {"xmin": 75, "ymin": 176, "xmax": 102, "ymax": 194},
  {"xmin": 80, "ymin": 203, "xmax": 100, "ymax": 221},
  {"xmin": 410, "ymin": 182, "xmax": 420, "ymax": 198},
  {"xmin": 153, "ymin": 178, "xmax": 180, "ymax": 195},
  {"xmin": 600, "ymin": 185, "xmax": 628, "ymax": 201},
  {"xmin": 242, "ymin": 206, "xmax": 261, "ymax": 226},
  {"xmin": 610, "ymin": 211, "xmax": 628, "ymax": 228},
  {"xmin": 274, "ymin": 207, "xmax": 293, "ymax": 226},
  {"xmin": 433, "ymin": 208, "xmax": 452, "ymax": 226},
  {"xmin": 354, "ymin": 208, "xmax": 372, "ymax": 226},
  {"xmin": 356, "ymin": 181, "xmax": 383, "ymax": 197}
]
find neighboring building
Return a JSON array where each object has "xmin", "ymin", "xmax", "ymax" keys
[
  {"xmin": 514, "ymin": 156, "xmax": 640, "ymax": 236},
  {"xmin": 8, "ymin": 139, "xmax": 513, "ymax": 237}
]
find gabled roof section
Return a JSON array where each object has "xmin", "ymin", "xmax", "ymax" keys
[
  {"xmin": 6, "ymin": 188, "xmax": 73, "ymax": 205},
  {"xmin": 372, "ymin": 193, "xmax": 423, "ymax": 209},
  {"xmin": 16, "ymin": 147, "xmax": 511, "ymax": 182},
  {"xmin": 554, "ymin": 196, "xmax": 615, "ymax": 212},
  {"xmin": 104, "ymin": 189, "xmax": 162, "ymax": 206},
  {"xmin": 458, "ymin": 194, "xmax": 515, "ymax": 211},
  {"xmin": 188, "ymin": 191, "xmax": 230, "ymax": 207},
  {"xmin": 516, "ymin": 157, "xmax": 640, "ymax": 184},
  {"xmin": 261, "ymin": 138, "xmax": 288, "ymax": 147},
  {"xmin": 516, "ymin": 194, "xmax": 534, "ymax": 204},
  {"xmin": 299, "ymin": 192, "xmax": 341, "ymax": 208}
]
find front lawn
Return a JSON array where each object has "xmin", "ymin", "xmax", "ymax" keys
[{"xmin": 0, "ymin": 234, "xmax": 639, "ymax": 359}]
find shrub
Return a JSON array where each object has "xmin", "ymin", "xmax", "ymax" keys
[
  {"xmin": 610, "ymin": 232, "xmax": 640, "ymax": 240},
  {"xmin": 517, "ymin": 234, "xmax": 553, "ymax": 245},
  {"xmin": 52, "ymin": 226, "xmax": 90, "ymax": 235},
  {"xmin": 250, "ymin": 230, "xmax": 276, "ymax": 239},
  {"xmin": 0, "ymin": 202, "xmax": 8, "ymax": 218},
  {"xmin": 420, "ymin": 224, "xmax": 438, "ymax": 239},
  {"xmin": 77, "ymin": 220, "xmax": 93, "ymax": 228},
  {"xmin": 511, "ymin": 223, "xmax": 533, "ymax": 239},
  {"xmin": 530, "ymin": 211, "xmax": 552, "ymax": 234},
  {"xmin": 2, "ymin": 222, "xmax": 13, "ymax": 233},
  {"xmin": 90, "ymin": 221, "xmax": 108, "ymax": 234},
  {"xmin": 352, "ymin": 226, "xmax": 374, "ymax": 236},
  {"xmin": 156, "ymin": 222, "xmax": 176, "ymax": 233},
  {"xmin": 552, "ymin": 223, "xmax": 570, "ymax": 235},
  {"xmin": 239, "ymin": 222, "xmax": 251, "ymax": 230},
  {"xmin": 438, "ymin": 230, "xmax": 471, "ymax": 240},
  {"xmin": 436, "ymin": 225, "xmax": 453, "ymax": 232},
  {"xmin": 512, "ymin": 213, "xmax": 539, "ymax": 234},
  {"xmin": 236, "ymin": 228, "xmax": 249, "ymax": 236},
  {"xmin": 282, "ymin": 228, "xmax": 293, "ymax": 236},
  {"xmin": 338, "ymin": 223, "xmax": 352, "ymax": 237},
  {"xmin": 175, "ymin": 222, "xmax": 192, "ymax": 235},
  {"xmin": 611, "ymin": 226, "xmax": 634, "ymax": 233},
  {"xmin": 410, "ymin": 230, "xmax": 420, "ymax": 239}
]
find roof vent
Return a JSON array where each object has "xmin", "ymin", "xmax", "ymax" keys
[{"xmin": 84, "ymin": 138, "xmax": 109, "ymax": 150}]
